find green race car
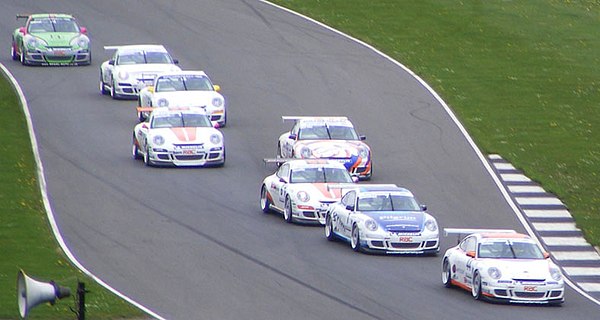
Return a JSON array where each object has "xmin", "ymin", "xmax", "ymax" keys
[{"xmin": 11, "ymin": 13, "xmax": 91, "ymax": 66}]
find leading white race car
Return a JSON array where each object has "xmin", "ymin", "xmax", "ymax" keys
[
  {"xmin": 441, "ymin": 228, "xmax": 564, "ymax": 304},
  {"xmin": 277, "ymin": 116, "xmax": 372, "ymax": 180},
  {"xmin": 325, "ymin": 184, "xmax": 439, "ymax": 254},
  {"xmin": 137, "ymin": 71, "xmax": 226, "ymax": 127},
  {"xmin": 100, "ymin": 44, "xmax": 181, "ymax": 99},
  {"xmin": 132, "ymin": 107, "xmax": 225, "ymax": 167},
  {"xmin": 260, "ymin": 159, "xmax": 357, "ymax": 224}
]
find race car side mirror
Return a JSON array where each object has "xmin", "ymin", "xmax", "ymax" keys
[
  {"xmin": 421, "ymin": 205, "xmax": 427, "ymax": 211},
  {"xmin": 543, "ymin": 252, "xmax": 550, "ymax": 259},
  {"xmin": 466, "ymin": 251, "xmax": 476, "ymax": 258},
  {"xmin": 288, "ymin": 133, "xmax": 297, "ymax": 140},
  {"xmin": 213, "ymin": 122, "xmax": 220, "ymax": 129},
  {"xmin": 173, "ymin": 59, "xmax": 179, "ymax": 64},
  {"xmin": 351, "ymin": 176, "xmax": 359, "ymax": 183},
  {"xmin": 359, "ymin": 135, "xmax": 366, "ymax": 140},
  {"xmin": 80, "ymin": 27, "xmax": 87, "ymax": 34},
  {"xmin": 279, "ymin": 177, "xmax": 288, "ymax": 183},
  {"xmin": 345, "ymin": 205, "xmax": 354, "ymax": 211},
  {"xmin": 19, "ymin": 27, "xmax": 26, "ymax": 34},
  {"xmin": 213, "ymin": 85, "xmax": 221, "ymax": 92},
  {"xmin": 108, "ymin": 60, "xmax": 114, "ymax": 65}
]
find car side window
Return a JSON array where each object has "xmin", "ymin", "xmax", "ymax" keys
[
  {"xmin": 459, "ymin": 236, "xmax": 477, "ymax": 252},
  {"xmin": 341, "ymin": 191, "xmax": 356, "ymax": 207},
  {"xmin": 277, "ymin": 164, "xmax": 290, "ymax": 180}
]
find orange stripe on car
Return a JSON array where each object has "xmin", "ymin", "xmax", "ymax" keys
[{"xmin": 170, "ymin": 128, "xmax": 197, "ymax": 141}]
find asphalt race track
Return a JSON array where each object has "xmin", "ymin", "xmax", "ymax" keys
[{"xmin": 2, "ymin": 1, "xmax": 599, "ymax": 319}]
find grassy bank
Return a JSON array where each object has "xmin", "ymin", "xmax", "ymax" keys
[
  {"xmin": 0, "ymin": 72, "xmax": 145, "ymax": 318},
  {"xmin": 270, "ymin": 0, "xmax": 600, "ymax": 246}
]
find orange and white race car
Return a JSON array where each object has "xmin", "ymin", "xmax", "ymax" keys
[
  {"xmin": 277, "ymin": 116, "xmax": 372, "ymax": 180},
  {"xmin": 260, "ymin": 159, "xmax": 357, "ymax": 224}
]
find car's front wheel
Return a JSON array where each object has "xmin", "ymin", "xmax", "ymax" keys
[
  {"xmin": 11, "ymin": 41, "xmax": 18, "ymax": 61},
  {"xmin": 100, "ymin": 72, "xmax": 109, "ymax": 95},
  {"xmin": 325, "ymin": 214, "xmax": 336, "ymax": 241},
  {"xmin": 143, "ymin": 145, "xmax": 152, "ymax": 167},
  {"xmin": 132, "ymin": 137, "xmax": 142, "ymax": 160},
  {"xmin": 442, "ymin": 258, "xmax": 453, "ymax": 288},
  {"xmin": 260, "ymin": 185, "xmax": 271, "ymax": 214},
  {"xmin": 283, "ymin": 196, "xmax": 293, "ymax": 223},
  {"xmin": 20, "ymin": 45, "xmax": 27, "ymax": 65},
  {"xmin": 472, "ymin": 271, "xmax": 483, "ymax": 300},
  {"xmin": 351, "ymin": 225, "xmax": 362, "ymax": 252}
]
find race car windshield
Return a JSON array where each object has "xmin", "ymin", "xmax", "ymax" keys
[
  {"xmin": 151, "ymin": 113, "xmax": 212, "ymax": 128},
  {"xmin": 155, "ymin": 76, "xmax": 213, "ymax": 92},
  {"xmin": 298, "ymin": 125, "xmax": 359, "ymax": 140},
  {"xmin": 357, "ymin": 194, "xmax": 420, "ymax": 211},
  {"xmin": 290, "ymin": 167, "xmax": 352, "ymax": 183},
  {"xmin": 117, "ymin": 51, "xmax": 172, "ymax": 65},
  {"xmin": 478, "ymin": 240, "xmax": 545, "ymax": 259},
  {"xmin": 28, "ymin": 18, "xmax": 79, "ymax": 33}
]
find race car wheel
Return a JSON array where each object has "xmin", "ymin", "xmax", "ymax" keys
[
  {"xmin": 11, "ymin": 41, "xmax": 18, "ymax": 61},
  {"xmin": 442, "ymin": 258, "xmax": 453, "ymax": 288},
  {"xmin": 20, "ymin": 45, "xmax": 27, "ymax": 65},
  {"xmin": 351, "ymin": 225, "xmax": 362, "ymax": 252},
  {"xmin": 132, "ymin": 137, "xmax": 142, "ymax": 160},
  {"xmin": 325, "ymin": 214, "xmax": 336, "ymax": 241},
  {"xmin": 283, "ymin": 196, "xmax": 293, "ymax": 223},
  {"xmin": 260, "ymin": 185, "xmax": 271, "ymax": 213},
  {"xmin": 472, "ymin": 271, "xmax": 483, "ymax": 300},
  {"xmin": 110, "ymin": 78, "xmax": 119, "ymax": 100},
  {"xmin": 100, "ymin": 72, "xmax": 109, "ymax": 95},
  {"xmin": 143, "ymin": 145, "xmax": 153, "ymax": 167}
]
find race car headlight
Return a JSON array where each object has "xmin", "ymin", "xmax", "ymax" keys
[
  {"xmin": 300, "ymin": 147, "xmax": 312, "ymax": 158},
  {"xmin": 212, "ymin": 97, "xmax": 224, "ymax": 108},
  {"xmin": 210, "ymin": 134, "xmax": 222, "ymax": 145},
  {"xmin": 358, "ymin": 147, "xmax": 369, "ymax": 159},
  {"xmin": 487, "ymin": 267, "xmax": 502, "ymax": 280},
  {"xmin": 117, "ymin": 70, "xmax": 129, "ymax": 81},
  {"xmin": 26, "ymin": 36, "xmax": 47, "ymax": 50},
  {"xmin": 296, "ymin": 191, "xmax": 310, "ymax": 202},
  {"xmin": 424, "ymin": 218, "xmax": 438, "ymax": 232},
  {"xmin": 550, "ymin": 267, "xmax": 562, "ymax": 281},
  {"xmin": 365, "ymin": 219, "xmax": 378, "ymax": 231},
  {"xmin": 70, "ymin": 35, "xmax": 89, "ymax": 49},
  {"xmin": 157, "ymin": 98, "xmax": 169, "ymax": 107},
  {"xmin": 152, "ymin": 135, "xmax": 165, "ymax": 146}
]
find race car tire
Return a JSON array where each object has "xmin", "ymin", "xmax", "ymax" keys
[
  {"xmin": 143, "ymin": 145, "xmax": 153, "ymax": 167},
  {"xmin": 351, "ymin": 224, "xmax": 362, "ymax": 252},
  {"xmin": 325, "ymin": 214, "xmax": 336, "ymax": 241},
  {"xmin": 260, "ymin": 185, "xmax": 271, "ymax": 214},
  {"xmin": 442, "ymin": 258, "xmax": 453, "ymax": 288},
  {"xmin": 100, "ymin": 72, "xmax": 109, "ymax": 95},
  {"xmin": 472, "ymin": 271, "xmax": 483, "ymax": 300},
  {"xmin": 11, "ymin": 41, "xmax": 18, "ymax": 61},
  {"xmin": 219, "ymin": 111, "xmax": 227, "ymax": 128},
  {"xmin": 20, "ymin": 45, "xmax": 27, "ymax": 65},
  {"xmin": 132, "ymin": 137, "xmax": 142, "ymax": 160},
  {"xmin": 283, "ymin": 196, "xmax": 293, "ymax": 223},
  {"xmin": 110, "ymin": 78, "xmax": 120, "ymax": 100}
]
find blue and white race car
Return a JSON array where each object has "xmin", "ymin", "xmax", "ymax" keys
[
  {"xmin": 325, "ymin": 184, "xmax": 439, "ymax": 254},
  {"xmin": 441, "ymin": 228, "xmax": 564, "ymax": 304}
]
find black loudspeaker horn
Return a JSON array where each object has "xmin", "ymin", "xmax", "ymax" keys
[{"xmin": 17, "ymin": 269, "xmax": 71, "ymax": 319}]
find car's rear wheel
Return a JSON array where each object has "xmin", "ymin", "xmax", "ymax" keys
[
  {"xmin": 283, "ymin": 196, "xmax": 293, "ymax": 223},
  {"xmin": 260, "ymin": 185, "xmax": 271, "ymax": 214},
  {"xmin": 472, "ymin": 271, "xmax": 483, "ymax": 300},
  {"xmin": 442, "ymin": 258, "xmax": 453, "ymax": 288},
  {"xmin": 325, "ymin": 214, "xmax": 336, "ymax": 241},
  {"xmin": 351, "ymin": 225, "xmax": 362, "ymax": 252}
]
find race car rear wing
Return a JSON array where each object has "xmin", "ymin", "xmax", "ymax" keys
[
  {"xmin": 444, "ymin": 228, "xmax": 517, "ymax": 244},
  {"xmin": 282, "ymin": 116, "xmax": 349, "ymax": 123},
  {"xmin": 16, "ymin": 14, "xmax": 30, "ymax": 20},
  {"xmin": 263, "ymin": 158, "xmax": 295, "ymax": 165}
]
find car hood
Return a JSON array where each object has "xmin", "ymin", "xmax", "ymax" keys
[
  {"xmin": 31, "ymin": 32, "xmax": 79, "ymax": 46},
  {"xmin": 117, "ymin": 64, "xmax": 182, "ymax": 77},
  {"xmin": 481, "ymin": 259, "xmax": 554, "ymax": 280},
  {"xmin": 289, "ymin": 183, "xmax": 353, "ymax": 202},
  {"xmin": 153, "ymin": 91, "xmax": 223, "ymax": 106},
  {"xmin": 294, "ymin": 140, "xmax": 368, "ymax": 158},
  {"xmin": 151, "ymin": 127, "xmax": 219, "ymax": 144},
  {"xmin": 363, "ymin": 211, "xmax": 425, "ymax": 232}
]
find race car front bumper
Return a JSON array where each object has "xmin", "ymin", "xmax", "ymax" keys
[
  {"xmin": 480, "ymin": 279, "xmax": 564, "ymax": 304},
  {"xmin": 148, "ymin": 146, "xmax": 225, "ymax": 167},
  {"xmin": 358, "ymin": 232, "xmax": 439, "ymax": 254},
  {"xmin": 291, "ymin": 202, "xmax": 331, "ymax": 225},
  {"xmin": 23, "ymin": 48, "xmax": 90, "ymax": 65}
]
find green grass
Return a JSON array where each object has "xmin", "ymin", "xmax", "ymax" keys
[
  {"xmin": 0, "ymin": 74, "xmax": 145, "ymax": 318},
  {"xmin": 270, "ymin": 0, "xmax": 600, "ymax": 246}
]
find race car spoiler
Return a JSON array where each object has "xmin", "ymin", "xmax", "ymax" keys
[
  {"xmin": 263, "ymin": 158, "xmax": 295, "ymax": 165},
  {"xmin": 444, "ymin": 228, "xmax": 517, "ymax": 244},
  {"xmin": 16, "ymin": 14, "xmax": 30, "ymax": 20},
  {"xmin": 282, "ymin": 116, "xmax": 348, "ymax": 123}
]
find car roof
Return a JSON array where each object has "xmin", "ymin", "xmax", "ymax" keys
[{"xmin": 150, "ymin": 107, "xmax": 208, "ymax": 117}]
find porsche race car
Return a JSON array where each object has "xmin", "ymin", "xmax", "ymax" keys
[
  {"xmin": 132, "ymin": 107, "xmax": 225, "ymax": 167},
  {"xmin": 441, "ymin": 228, "xmax": 564, "ymax": 304},
  {"xmin": 260, "ymin": 159, "xmax": 357, "ymax": 224},
  {"xmin": 278, "ymin": 116, "xmax": 372, "ymax": 180},
  {"xmin": 100, "ymin": 44, "xmax": 181, "ymax": 99},
  {"xmin": 11, "ymin": 13, "xmax": 91, "ymax": 66},
  {"xmin": 325, "ymin": 184, "xmax": 439, "ymax": 254},
  {"xmin": 137, "ymin": 71, "xmax": 226, "ymax": 126}
]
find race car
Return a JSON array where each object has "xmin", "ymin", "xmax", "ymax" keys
[
  {"xmin": 260, "ymin": 159, "xmax": 357, "ymax": 224},
  {"xmin": 11, "ymin": 13, "xmax": 91, "ymax": 66},
  {"xmin": 324, "ymin": 184, "xmax": 439, "ymax": 254},
  {"xmin": 137, "ymin": 71, "xmax": 226, "ymax": 127},
  {"xmin": 100, "ymin": 44, "xmax": 181, "ymax": 99},
  {"xmin": 277, "ymin": 116, "xmax": 372, "ymax": 180},
  {"xmin": 132, "ymin": 107, "xmax": 225, "ymax": 167},
  {"xmin": 441, "ymin": 228, "xmax": 564, "ymax": 304}
]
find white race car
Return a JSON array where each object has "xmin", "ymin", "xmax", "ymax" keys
[
  {"xmin": 100, "ymin": 44, "xmax": 181, "ymax": 99},
  {"xmin": 325, "ymin": 184, "xmax": 439, "ymax": 254},
  {"xmin": 441, "ymin": 228, "xmax": 564, "ymax": 304},
  {"xmin": 260, "ymin": 159, "xmax": 357, "ymax": 224},
  {"xmin": 277, "ymin": 116, "xmax": 372, "ymax": 180},
  {"xmin": 132, "ymin": 107, "xmax": 225, "ymax": 167},
  {"xmin": 137, "ymin": 71, "xmax": 226, "ymax": 126}
]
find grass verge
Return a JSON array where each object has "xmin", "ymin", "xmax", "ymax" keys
[
  {"xmin": 270, "ymin": 0, "xmax": 600, "ymax": 246},
  {"xmin": 0, "ymin": 71, "xmax": 146, "ymax": 318}
]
